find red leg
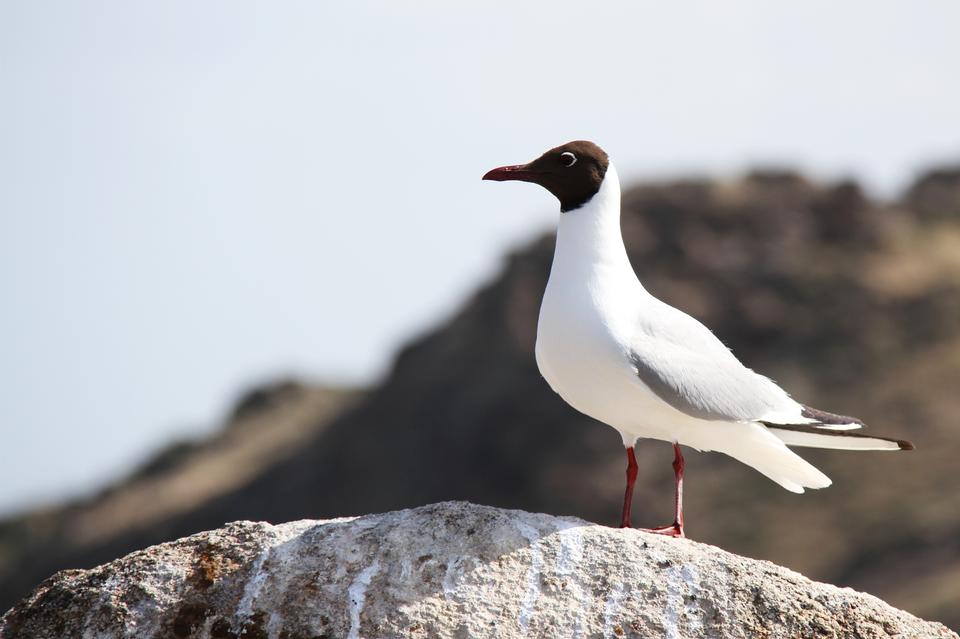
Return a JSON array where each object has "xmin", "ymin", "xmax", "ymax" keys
[
  {"xmin": 619, "ymin": 446, "xmax": 639, "ymax": 528},
  {"xmin": 646, "ymin": 443, "xmax": 685, "ymax": 537}
]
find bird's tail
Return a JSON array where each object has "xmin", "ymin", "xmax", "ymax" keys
[
  {"xmin": 765, "ymin": 424, "xmax": 914, "ymax": 451},
  {"xmin": 714, "ymin": 422, "xmax": 833, "ymax": 493}
]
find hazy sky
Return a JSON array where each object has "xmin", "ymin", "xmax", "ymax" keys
[{"xmin": 2, "ymin": 1, "xmax": 959, "ymax": 514}]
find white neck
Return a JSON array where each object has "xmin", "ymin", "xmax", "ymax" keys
[{"xmin": 552, "ymin": 163, "xmax": 636, "ymax": 279}]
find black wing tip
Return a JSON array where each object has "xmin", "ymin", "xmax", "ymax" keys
[
  {"xmin": 800, "ymin": 404, "xmax": 866, "ymax": 427},
  {"xmin": 798, "ymin": 405, "xmax": 914, "ymax": 449}
]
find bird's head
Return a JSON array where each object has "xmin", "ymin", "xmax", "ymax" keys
[{"xmin": 483, "ymin": 140, "xmax": 610, "ymax": 212}]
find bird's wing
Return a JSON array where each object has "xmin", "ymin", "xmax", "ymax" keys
[
  {"xmin": 627, "ymin": 301, "xmax": 805, "ymax": 424},
  {"xmin": 626, "ymin": 302, "xmax": 916, "ymax": 451}
]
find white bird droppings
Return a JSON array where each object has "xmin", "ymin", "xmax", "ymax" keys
[
  {"xmin": 663, "ymin": 563, "xmax": 702, "ymax": 639},
  {"xmin": 236, "ymin": 543, "xmax": 275, "ymax": 621},
  {"xmin": 515, "ymin": 520, "xmax": 543, "ymax": 635},
  {"xmin": 555, "ymin": 522, "xmax": 586, "ymax": 638},
  {"xmin": 347, "ymin": 558, "xmax": 381, "ymax": 639},
  {"xmin": 602, "ymin": 580, "xmax": 627, "ymax": 638}
]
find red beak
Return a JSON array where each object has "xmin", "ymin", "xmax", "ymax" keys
[{"xmin": 482, "ymin": 164, "xmax": 540, "ymax": 182}]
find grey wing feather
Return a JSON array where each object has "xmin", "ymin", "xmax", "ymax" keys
[{"xmin": 628, "ymin": 304, "xmax": 795, "ymax": 422}]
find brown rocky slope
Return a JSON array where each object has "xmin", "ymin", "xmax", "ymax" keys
[{"xmin": 2, "ymin": 167, "xmax": 959, "ymax": 628}]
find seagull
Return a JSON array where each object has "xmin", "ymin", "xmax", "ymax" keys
[{"xmin": 483, "ymin": 140, "xmax": 914, "ymax": 537}]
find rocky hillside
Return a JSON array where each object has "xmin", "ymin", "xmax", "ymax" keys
[
  {"xmin": 3, "ymin": 503, "xmax": 955, "ymax": 639},
  {"xmin": 2, "ymin": 167, "xmax": 959, "ymax": 628}
]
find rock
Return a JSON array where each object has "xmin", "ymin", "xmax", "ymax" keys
[
  {"xmin": 2, "ymin": 502, "xmax": 954, "ymax": 639},
  {"xmin": 904, "ymin": 165, "xmax": 960, "ymax": 221}
]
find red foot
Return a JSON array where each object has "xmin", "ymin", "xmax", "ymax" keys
[{"xmin": 641, "ymin": 523, "xmax": 685, "ymax": 538}]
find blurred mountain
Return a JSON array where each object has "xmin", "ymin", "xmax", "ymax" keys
[{"xmin": 2, "ymin": 168, "xmax": 959, "ymax": 627}]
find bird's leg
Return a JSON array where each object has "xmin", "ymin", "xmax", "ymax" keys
[
  {"xmin": 673, "ymin": 442, "xmax": 685, "ymax": 534},
  {"xmin": 647, "ymin": 443, "xmax": 685, "ymax": 537},
  {"xmin": 619, "ymin": 446, "xmax": 639, "ymax": 528}
]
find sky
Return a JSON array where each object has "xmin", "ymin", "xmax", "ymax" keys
[{"xmin": 2, "ymin": 0, "xmax": 959, "ymax": 515}]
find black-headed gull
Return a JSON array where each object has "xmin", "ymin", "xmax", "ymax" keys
[{"xmin": 484, "ymin": 140, "xmax": 913, "ymax": 536}]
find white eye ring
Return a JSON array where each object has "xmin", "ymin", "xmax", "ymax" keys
[{"xmin": 560, "ymin": 151, "xmax": 577, "ymax": 167}]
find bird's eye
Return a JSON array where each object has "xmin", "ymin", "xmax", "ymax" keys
[{"xmin": 560, "ymin": 152, "xmax": 577, "ymax": 167}]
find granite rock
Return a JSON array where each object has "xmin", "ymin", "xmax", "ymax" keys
[{"xmin": 2, "ymin": 502, "xmax": 955, "ymax": 639}]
